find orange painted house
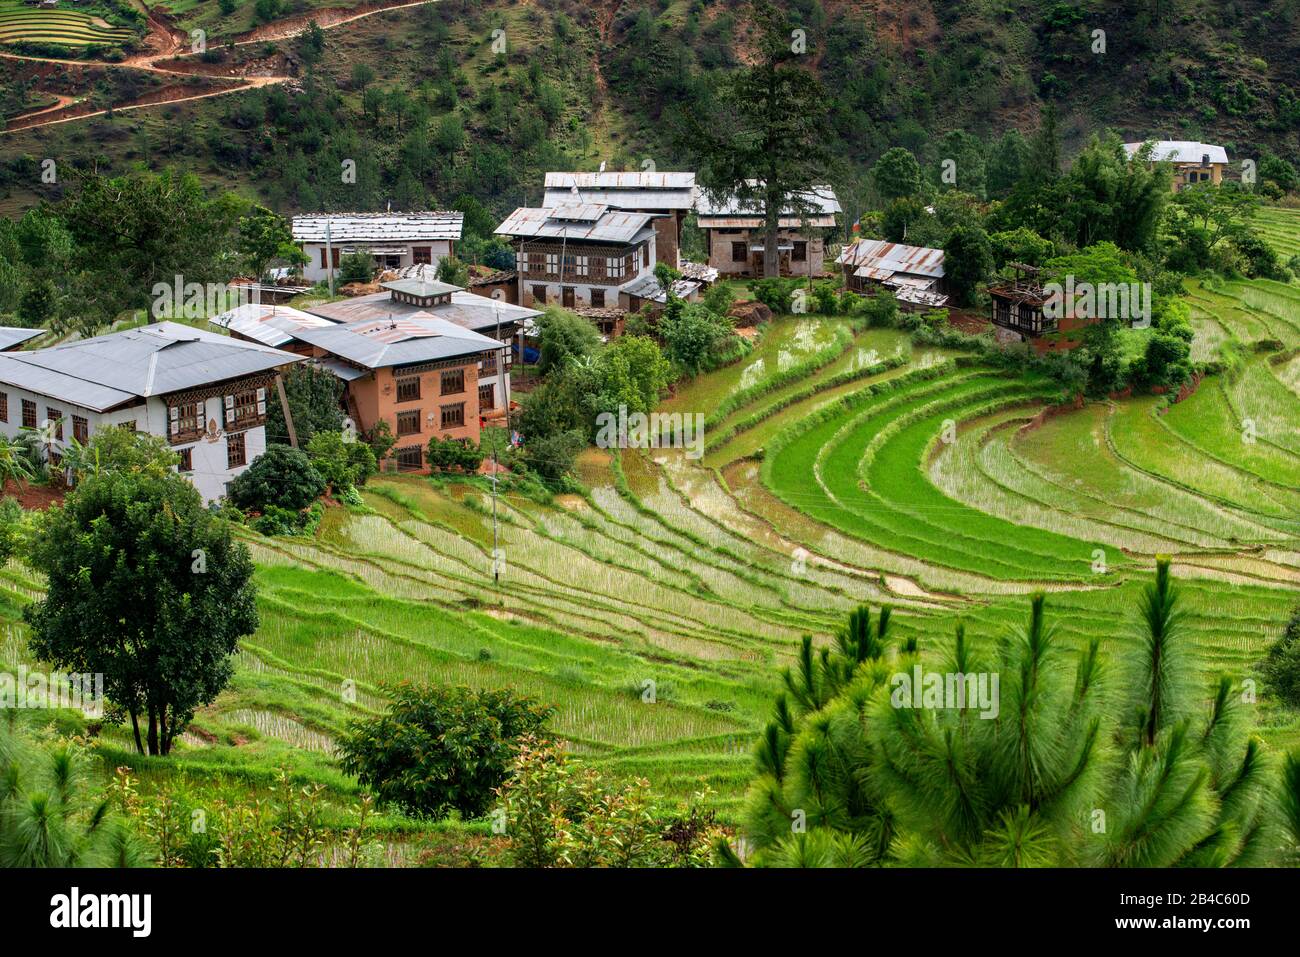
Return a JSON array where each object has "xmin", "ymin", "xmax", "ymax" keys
[{"xmin": 287, "ymin": 287, "xmax": 506, "ymax": 473}]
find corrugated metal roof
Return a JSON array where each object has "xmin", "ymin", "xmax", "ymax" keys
[
  {"xmin": 543, "ymin": 187, "xmax": 696, "ymax": 211},
  {"xmin": 0, "ymin": 321, "xmax": 301, "ymax": 411},
  {"xmin": 290, "ymin": 315, "xmax": 504, "ymax": 369},
  {"xmin": 697, "ymin": 215, "xmax": 838, "ymax": 228},
  {"xmin": 209, "ymin": 303, "xmax": 335, "ymax": 348},
  {"xmin": 303, "ymin": 289, "xmax": 539, "ymax": 335},
  {"xmin": 0, "ymin": 327, "xmax": 43, "ymax": 351},
  {"xmin": 380, "ymin": 278, "xmax": 460, "ymax": 298},
  {"xmin": 622, "ymin": 275, "xmax": 702, "ymax": 303},
  {"xmin": 544, "ymin": 171, "xmax": 696, "ymax": 190},
  {"xmin": 839, "ymin": 239, "xmax": 945, "ymax": 280},
  {"xmin": 548, "ymin": 203, "xmax": 609, "ymax": 221},
  {"xmin": 495, "ymin": 207, "xmax": 659, "ymax": 244},
  {"xmin": 1122, "ymin": 140, "xmax": 1228, "ymax": 165},
  {"xmin": 292, "ymin": 212, "xmax": 464, "ymax": 243},
  {"xmin": 694, "ymin": 182, "xmax": 841, "ymax": 218}
]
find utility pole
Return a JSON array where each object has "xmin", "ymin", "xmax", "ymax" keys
[
  {"xmin": 492, "ymin": 303, "xmax": 502, "ymax": 603},
  {"xmin": 325, "ymin": 217, "xmax": 336, "ymax": 297}
]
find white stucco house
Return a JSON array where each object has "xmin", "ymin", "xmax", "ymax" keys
[
  {"xmin": 0, "ymin": 322, "xmax": 304, "ymax": 502},
  {"xmin": 292, "ymin": 212, "xmax": 464, "ymax": 284}
]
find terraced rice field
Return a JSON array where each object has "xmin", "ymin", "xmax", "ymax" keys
[
  {"xmin": 0, "ymin": 2, "xmax": 136, "ymax": 47},
  {"xmin": 1257, "ymin": 206, "xmax": 1300, "ymax": 261},
  {"xmin": 4, "ymin": 290, "xmax": 1299, "ymax": 821}
]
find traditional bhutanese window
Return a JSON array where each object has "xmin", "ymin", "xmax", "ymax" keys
[
  {"xmin": 225, "ymin": 388, "xmax": 263, "ymax": 429},
  {"xmin": 478, "ymin": 383, "xmax": 495, "ymax": 410},
  {"xmin": 170, "ymin": 401, "xmax": 201, "ymax": 443},
  {"xmin": 792, "ymin": 241, "xmax": 808, "ymax": 262},
  {"xmin": 440, "ymin": 368, "xmax": 465, "ymax": 395},
  {"xmin": 590, "ymin": 289, "xmax": 606, "ymax": 308},
  {"xmin": 72, "ymin": 415, "xmax": 88, "ymax": 444},
  {"xmin": 396, "ymin": 446, "xmax": 423, "ymax": 471},
  {"xmin": 396, "ymin": 376, "xmax": 421, "ymax": 402},
  {"xmin": 440, "ymin": 403, "xmax": 465, "ymax": 429},
  {"xmin": 575, "ymin": 255, "xmax": 589, "ymax": 277},
  {"xmin": 226, "ymin": 431, "xmax": 246, "ymax": 469},
  {"xmin": 396, "ymin": 409, "xmax": 421, "ymax": 436},
  {"xmin": 413, "ymin": 246, "xmax": 432, "ymax": 265},
  {"xmin": 178, "ymin": 447, "xmax": 193, "ymax": 472}
]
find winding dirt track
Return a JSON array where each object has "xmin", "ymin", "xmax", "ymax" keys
[{"xmin": 1, "ymin": 0, "xmax": 439, "ymax": 133}]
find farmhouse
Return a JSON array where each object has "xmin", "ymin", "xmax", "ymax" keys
[
  {"xmin": 301, "ymin": 268, "xmax": 539, "ymax": 416},
  {"xmin": 836, "ymin": 238, "xmax": 948, "ymax": 309},
  {"xmin": 695, "ymin": 183, "xmax": 841, "ymax": 278},
  {"xmin": 1122, "ymin": 140, "xmax": 1229, "ymax": 191},
  {"xmin": 543, "ymin": 171, "xmax": 697, "ymax": 268},
  {"xmin": 987, "ymin": 263, "xmax": 1097, "ymax": 353},
  {"xmin": 292, "ymin": 211, "xmax": 464, "ymax": 284},
  {"xmin": 283, "ymin": 302, "xmax": 508, "ymax": 474},
  {"xmin": 0, "ymin": 322, "xmax": 303, "ymax": 502},
  {"xmin": 495, "ymin": 204, "xmax": 664, "ymax": 334}
]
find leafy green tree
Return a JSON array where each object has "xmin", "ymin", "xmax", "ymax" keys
[
  {"xmin": 338, "ymin": 683, "xmax": 551, "ymax": 819},
  {"xmin": 306, "ymin": 430, "xmax": 377, "ymax": 493},
  {"xmin": 986, "ymin": 129, "xmax": 1030, "ymax": 199},
  {"xmin": 733, "ymin": 560, "xmax": 1284, "ymax": 867},
  {"xmin": 943, "ymin": 224, "xmax": 993, "ymax": 307},
  {"xmin": 227, "ymin": 445, "xmax": 325, "ymax": 513},
  {"xmin": 658, "ymin": 301, "xmax": 735, "ymax": 376},
  {"xmin": 266, "ymin": 363, "xmax": 344, "ymax": 447},
  {"xmin": 990, "ymin": 227, "xmax": 1054, "ymax": 269},
  {"xmin": 872, "ymin": 147, "xmax": 924, "ymax": 203},
  {"xmin": 1260, "ymin": 607, "xmax": 1300, "ymax": 710},
  {"xmin": 25, "ymin": 468, "xmax": 258, "ymax": 756},
  {"xmin": 337, "ymin": 252, "xmax": 374, "ymax": 285},
  {"xmin": 679, "ymin": 0, "xmax": 835, "ymax": 278},
  {"xmin": 0, "ymin": 434, "xmax": 36, "ymax": 489},
  {"xmin": 60, "ymin": 424, "xmax": 178, "ymax": 487},
  {"xmin": 588, "ymin": 335, "xmax": 671, "ymax": 419},
  {"xmin": 535, "ymin": 307, "xmax": 600, "ymax": 376},
  {"xmin": 1164, "ymin": 182, "xmax": 1260, "ymax": 271},
  {"xmin": 237, "ymin": 205, "xmax": 303, "ymax": 280},
  {"xmin": 436, "ymin": 255, "xmax": 470, "ymax": 288}
]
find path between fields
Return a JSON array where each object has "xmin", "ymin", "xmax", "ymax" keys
[{"xmin": 0, "ymin": 0, "xmax": 440, "ymax": 133}]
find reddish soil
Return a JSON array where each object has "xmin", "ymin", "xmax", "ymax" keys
[
  {"xmin": 947, "ymin": 310, "xmax": 991, "ymax": 335},
  {"xmin": 2, "ymin": 479, "xmax": 65, "ymax": 510}
]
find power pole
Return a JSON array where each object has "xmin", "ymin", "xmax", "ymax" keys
[{"xmin": 325, "ymin": 218, "xmax": 336, "ymax": 297}]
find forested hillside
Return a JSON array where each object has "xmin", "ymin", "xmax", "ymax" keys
[{"xmin": 2, "ymin": 0, "xmax": 1299, "ymax": 221}]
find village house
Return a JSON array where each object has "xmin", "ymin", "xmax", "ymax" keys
[
  {"xmin": 494, "ymin": 204, "xmax": 666, "ymax": 336},
  {"xmin": 542, "ymin": 171, "xmax": 697, "ymax": 269},
  {"xmin": 987, "ymin": 263, "xmax": 1092, "ymax": 353},
  {"xmin": 0, "ymin": 322, "xmax": 303, "ymax": 502},
  {"xmin": 299, "ymin": 269, "xmax": 539, "ymax": 417},
  {"xmin": 836, "ymin": 238, "xmax": 948, "ymax": 310},
  {"xmin": 281, "ymin": 306, "xmax": 508, "ymax": 474},
  {"xmin": 292, "ymin": 211, "xmax": 464, "ymax": 284},
  {"xmin": 1122, "ymin": 140, "xmax": 1228, "ymax": 191},
  {"xmin": 695, "ymin": 183, "xmax": 840, "ymax": 278}
]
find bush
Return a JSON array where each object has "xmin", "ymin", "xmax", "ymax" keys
[
  {"xmin": 426, "ymin": 436, "xmax": 483, "ymax": 472},
  {"xmin": 748, "ymin": 277, "xmax": 799, "ymax": 313},
  {"xmin": 1260, "ymin": 607, "xmax": 1300, "ymax": 709},
  {"xmin": 338, "ymin": 684, "xmax": 552, "ymax": 819},
  {"xmin": 306, "ymin": 430, "xmax": 378, "ymax": 493},
  {"xmin": 337, "ymin": 251, "xmax": 373, "ymax": 285},
  {"xmin": 227, "ymin": 445, "xmax": 326, "ymax": 512}
]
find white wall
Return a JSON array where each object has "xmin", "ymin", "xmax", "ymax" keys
[
  {"xmin": 301, "ymin": 240, "xmax": 454, "ymax": 283},
  {"xmin": 0, "ymin": 383, "xmax": 269, "ymax": 504}
]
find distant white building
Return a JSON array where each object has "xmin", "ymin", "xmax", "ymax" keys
[
  {"xmin": 292, "ymin": 212, "xmax": 465, "ymax": 284},
  {"xmin": 1122, "ymin": 140, "xmax": 1229, "ymax": 191},
  {"xmin": 695, "ymin": 182, "xmax": 841, "ymax": 278},
  {"xmin": 0, "ymin": 322, "xmax": 303, "ymax": 502}
]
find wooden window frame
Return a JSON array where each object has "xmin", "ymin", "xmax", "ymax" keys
[
  {"xmin": 590, "ymin": 288, "xmax": 605, "ymax": 308},
  {"xmin": 478, "ymin": 383, "xmax": 496, "ymax": 411},
  {"xmin": 72, "ymin": 415, "xmax": 88, "ymax": 444},
  {"xmin": 731, "ymin": 241, "xmax": 747, "ymax": 262},
  {"xmin": 440, "ymin": 403, "xmax": 465, "ymax": 429},
  {"xmin": 21, "ymin": 399, "xmax": 36, "ymax": 430},
  {"xmin": 395, "ymin": 409, "xmax": 421, "ymax": 437},
  {"xmin": 396, "ymin": 376, "xmax": 421, "ymax": 403},
  {"xmin": 46, "ymin": 408, "xmax": 62, "ymax": 441},
  {"xmin": 440, "ymin": 368, "xmax": 465, "ymax": 396},
  {"xmin": 226, "ymin": 431, "xmax": 247, "ymax": 469},
  {"xmin": 178, "ymin": 447, "xmax": 193, "ymax": 472},
  {"xmin": 0, "ymin": 392, "xmax": 7, "ymax": 424}
]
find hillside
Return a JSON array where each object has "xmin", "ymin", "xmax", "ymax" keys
[{"xmin": 1, "ymin": 0, "xmax": 1299, "ymax": 220}]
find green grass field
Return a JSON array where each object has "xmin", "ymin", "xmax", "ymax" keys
[{"xmin": 5, "ymin": 277, "xmax": 1300, "ymax": 846}]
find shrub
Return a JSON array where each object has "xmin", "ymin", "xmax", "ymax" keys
[
  {"xmin": 306, "ymin": 430, "xmax": 378, "ymax": 493},
  {"xmin": 338, "ymin": 684, "xmax": 552, "ymax": 819},
  {"xmin": 1260, "ymin": 606, "xmax": 1300, "ymax": 709},
  {"xmin": 427, "ymin": 436, "xmax": 483, "ymax": 472},
  {"xmin": 337, "ymin": 251, "xmax": 373, "ymax": 285},
  {"xmin": 227, "ymin": 445, "xmax": 325, "ymax": 512}
]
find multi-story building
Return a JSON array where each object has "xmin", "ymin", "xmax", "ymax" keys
[
  {"xmin": 292, "ymin": 211, "xmax": 464, "ymax": 284},
  {"xmin": 0, "ymin": 321, "xmax": 304, "ymax": 501},
  {"xmin": 542, "ymin": 171, "xmax": 697, "ymax": 268},
  {"xmin": 495, "ymin": 204, "xmax": 664, "ymax": 333},
  {"xmin": 300, "ymin": 272, "xmax": 538, "ymax": 415}
]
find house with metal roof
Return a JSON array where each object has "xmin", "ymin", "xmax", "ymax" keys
[
  {"xmin": 0, "ymin": 322, "xmax": 303, "ymax": 502},
  {"xmin": 0, "ymin": 328, "xmax": 44, "ymax": 352},
  {"xmin": 1121, "ymin": 140, "xmax": 1229, "ymax": 191},
  {"xmin": 543, "ymin": 171, "xmax": 697, "ymax": 268},
  {"xmin": 495, "ymin": 204, "xmax": 664, "ymax": 334},
  {"xmin": 837, "ymin": 238, "xmax": 949, "ymax": 310},
  {"xmin": 292, "ymin": 211, "xmax": 465, "ymax": 284},
  {"xmin": 300, "ymin": 267, "xmax": 540, "ymax": 417},
  {"xmin": 209, "ymin": 303, "xmax": 336, "ymax": 352},
  {"xmin": 285, "ymin": 302, "xmax": 509, "ymax": 474},
  {"xmin": 695, "ymin": 182, "xmax": 841, "ymax": 278}
]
